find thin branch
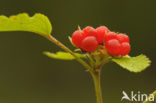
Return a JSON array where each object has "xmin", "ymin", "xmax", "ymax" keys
[
  {"xmin": 45, "ymin": 35, "xmax": 92, "ymax": 71},
  {"xmin": 86, "ymin": 53, "xmax": 95, "ymax": 67}
]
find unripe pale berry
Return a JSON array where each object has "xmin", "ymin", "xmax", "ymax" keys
[
  {"xmin": 120, "ymin": 42, "xmax": 131, "ymax": 56},
  {"xmin": 116, "ymin": 33, "xmax": 129, "ymax": 43},
  {"xmin": 81, "ymin": 36, "xmax": 98, "ymax": 52},
  {"xmin": 96, "ymin": 26, "xmax": 109, "ymax": 44},
  {"xmin": 105, "ymin": 39, "xmax": 121, "ymax": 55},
  {"xmin": 83, "ymin": 26, "xmax": 97, "ymax": 37},
  {"xmin": 72, "ymin": 30, "xmax": 85, "ymax": 47},
  {"xmin": 104, "ymin": 32, "xmax": 117, "ymax": 42}
]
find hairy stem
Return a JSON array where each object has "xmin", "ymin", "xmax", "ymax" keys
[
  {"xmin": 143, "ymin": 90, "xmax": 156, "ymax": 103},
  {"xmin": 45, "ymin": 35, "xmax": 92, "ymax": 71},
  {"xmin": 91, "ymin": 70, "xmax": 103, "ymax": 103}
]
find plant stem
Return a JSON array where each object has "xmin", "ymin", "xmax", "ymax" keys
[
  {"xmin": 87, "ymin": 54, "xmax": 95, "ymax": 67},
  {"xmin": 46, "ymin": 35, "xmax": 104, "ymax": 103},
  {"xmin": 91, "ymin": 70, "xmax": 103, "ymax": 103},
  {"xmin": 45, "ymin": 35, "xmax": 92, "ymax": 71},
  {"xmin": 143, "ymin": 90, "xmax": 156, "ymax": 103}
]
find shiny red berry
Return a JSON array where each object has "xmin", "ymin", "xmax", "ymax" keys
[
  {"xmin": 105, "ymin": 39, "xmax": 121, "ymax": 55},
  {"xmin": 116, "ymin": 33, "xmax": 129, "ymax": 43},
  {"xmin": 81, "ymin": 36, "xmax": 98, "ymax": 52},
  {"xmin": 72, "ymin": 30, "xmax": 85, "ymax": 47},
  {"xmin": 104, "ymin": 32, "xmax": 117, "ymax": 42},
  {"xmin": 119, "ymin": 42, "xmax": 131, "ymax": 56},
  {"xmin": 96, "ymin": 26, "xmax": 109, "ymax": 44},
  {"xmin": 83, "ymin": 26, "xmax": 97, "ymax": 37}
]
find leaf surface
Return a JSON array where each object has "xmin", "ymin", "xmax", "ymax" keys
[
  {"xmin": 0, "ymin": 13, "xmax": 52, "ymax": 36},
  {"xmin": 112, "ymin": 54, "xmax": 151, "ymax": 72},
  {"xmin": 44, "ymin": 51, "xmax": 86, "ymax": 60}
]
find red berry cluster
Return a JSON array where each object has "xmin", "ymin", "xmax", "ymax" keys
[{"xmin": 72, "ymin": 26, "xmax": 131, "ymax": 56}]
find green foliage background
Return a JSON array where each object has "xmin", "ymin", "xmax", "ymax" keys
[{"xmin": 0, "ymin": 0, "xmax": 155, "ymax": 103}]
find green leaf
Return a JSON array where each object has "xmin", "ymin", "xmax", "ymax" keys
[
  {"xmin": 43, "ymin": 51, "xmax": 86, "ymax": 60},
  {"xmin": 0, "ymin": 13, "xmax": 52, "ymax": 36},
  {"xmin": 112, "ymin": 54, "xmax": 151, "ymax": 73}
]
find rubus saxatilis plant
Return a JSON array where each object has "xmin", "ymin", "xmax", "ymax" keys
[{"xmin": 0, "ymin": 13, "xmax": 152, "ymax": 103}]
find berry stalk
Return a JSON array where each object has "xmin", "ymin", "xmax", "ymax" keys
[{"xmin": 45, "ymin": 35, "xmax": 92, "ymax": 71}]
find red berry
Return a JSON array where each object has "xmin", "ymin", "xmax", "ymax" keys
[
  {"xmin": 104, "ymin": 32, "xmax": 117, "ymax": 42},
  {"xmin": 81, "ymin": 36, "xmax": 98, "ymax": 52},
  {"xmin": 105, "ymin": 39, "xmax": 121, "ymax": 55},
  {"xmin": 116, "ymin": 33, "xmax": 129, "ymax": 43},
  {"xmin": 83, "ymin": 26, "xmax": 97, "ymax": 37},
  {"xmin": 96, "ymin": 26, "xmax": 109, "ymax": 44},
  {"xmin": 72, "ymin": 30, "xmax": 85, "ymax": 47},
  {"xmin": 119, "ymin": 42, "xmax": 131, "ymax": 56}
]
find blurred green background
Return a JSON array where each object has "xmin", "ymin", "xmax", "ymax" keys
[{"xmin": 0, "ymin": 0, "xmax": 155, "ymax": 103}]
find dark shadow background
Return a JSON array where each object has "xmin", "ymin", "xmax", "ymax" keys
[{"xmin": 0, "ymin": 0, "xmax": 155, "ymax": 103}]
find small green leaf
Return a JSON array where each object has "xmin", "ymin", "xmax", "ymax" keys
[
  {"xmin": 0, "ymin": 13, "xmax": 52, "ymax": 36},
  {"xmin": 44, "ymin": 51, "xmax": 86, "ymax": 60},
  {"xmin": 112, "ymin": 54, "xmax": 151, "ymax": 72}
]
